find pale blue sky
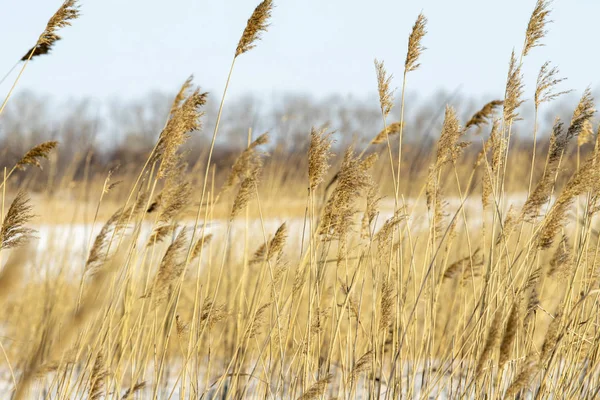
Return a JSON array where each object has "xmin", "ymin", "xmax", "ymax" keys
[{"xmin": 1, "ymin": 0, "xmax": 598, "ymax": 102}]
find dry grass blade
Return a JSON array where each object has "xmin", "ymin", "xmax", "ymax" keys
[
  {"xmin": 347, "ymin": 350, "xmax": 373, "ymax": 385},
  {"xmin": 0, "ymin": 191, "xmax": 35, "ymax": 250},
  {"xmin": 231, "ymin": 157, "xmax": 263, "ymax": 220},
  {"xmin": 15, "ymin": 141, "xmax": 58, "ymax": 170},
  {"xmin": 523, "ymin": 0, "xmax": 552, "ymax": 57},
  {"xmin": 379, "ymin": 280, "xmax": 395, "ymax": 331},
  {"xmin": 191, "ymin": 233, "xmax": 213, "ymax": 260},
  {"xmin": 503, "ymin": 356, "xmax": 538, "ymax": 398},
  {"xmin": 235, "ymin": 0, "xmax": 274, "ymax": 57},
  {"xmin": 499, "ymin": 298, "xmax": 521, "ymax": 369},
  {"xmin": 374, "ymin": 59, "xmax": 394, "ymax": 117},
  {"xmin": 405, "ymin": 13, "xmax": 427, "ymax": 72}
]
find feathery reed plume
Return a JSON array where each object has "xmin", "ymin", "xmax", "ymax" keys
[
  {"xmin": 222, "ymin": 133, "xmax": 269, "ymax": 193},
  {"xmin": 86, "ymin": 208, "xmax": 127, "ymax": 273},
  {"xmin": 170, "ymin": 75, "xmax": 194, "ymax": 116},
  {"xmin": 156, "ymin": 85, "xmax": 208, "ymax": 178},
  {"xmin": 540, "ymin": 311, "xmax": 562, "ymax": 364},
  {"xmin": 523, "ymin": 0, "xmax": 552, "ymax": 57},
  {"xmin": 578, "ymin": 120, "xmax": 594, "ymax": 147},
  {"xmin": 191, "ymin": 233, "xmax": 213, "ymax": 261},
  {"xmin": 567, "ymin": 88, "xmax": 596, "ymax": 140},
  {"xmin": 546, "ymin": 118, "xmax": 567, "ymax": 167},
  {"xmin": 499, "ymin": 297, "xmax": 521, "ymax": 370},
  {"xmin": 0, "ymin": 191, "xmax": 35, "ymax": 250},
  {"xmin": 148, "ymin": 179, "xmax": 191, "ymax": 245},
  {"xmin": 434, "ymin": 106, "xmax": 467, "ymax": 168},
  {"xmin": 504, "ymin": 50, "xmax": 525, "ymax": 122},
  {"xmin": 175, "ymin": 315, "xmax": 189, "ymax": 338},
  {"xmin": 348, "ymin": 350, "xmax": 373, "ymax": 385},
  {"xmin": 15, "ymin": 141, "xmax": 58, "ymax": 170},
  {"xmin": 405, "ymin": 13, "xmax": 427, "ymax": 72},
  {"xmin": 538, "ymin": 157, "xmax": 598, "ymax": 248},
  {"xmin": 89, "ymin": 352, "xmax": 107, "ymax": 400},
  {"xmin": 308, "ymin": 127, "xmax": 334, "ymax": 191},
  {"xmin": 121, "ymin": 382, "xmax": 146, "ymax": 400},
  {"xmin": 235, "ymin": 0, "xmax": 274, "ymax": 57},
  {"xmin": 465, "ymin": 100, "xmax": 503, "ymax": 130},
  {"xmin": 297, "ymin": 374, "xmax": 333, "ymax": 400},
  {"xmin": 320, "ymin": 149, "xmax": 377, "ymax": 239},
  {"xmin": 374, "ymin": 210, "xmax": 405, "ymax": 257},
  {"xmin": 503, "ymin": 356, "xmax": 538, "ymax": 399},
  {"xmin": 476, "ymin": 309, "xmax": 503, "ymax": 380},
  {"xmin": 199, "ymin": 301, "xmax": 228, "ymax": 330},
  {"xmin": 231, "ymin": 156, "xmax": 263, "ymax": 219},
  {"xmin": 246, "ymin": 302, "xmax": 271, "ymax": 339},
  {"xmin": 535, "ymin": 62, "xmax": 569, "ymax": 108},
  {"xmin": 147, "ymin": 227, "xmax": 189, "ymax": 304},
  {"xmin": 371, "ymin": 121, "xmax": 403, "ymax": 144},
  {"xmin": 379, "ymin": 280, "xmax": 395, "ymax": 332},
  {"xmin": 548, "ymin": 235, "xmax": 572, "ymax": 280},
  {"xmin": 250, "ymin": 222, "xmax": 287, "ymax": 264},
  {"xmin": 361, "ymin": 180, "xmax": 380, "ymax": 238},
  {"xmin": 22, "ymin": 0, "xmax": 80, "ymax": 61},
  {"xmin": 374, "ymin": 59, "xmax": 394, "ymax": 117},
  {"xmin": 443, "ymin": 249, "xmax": 482, "ymax": 280}
]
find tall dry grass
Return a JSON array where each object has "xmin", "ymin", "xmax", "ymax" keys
[{"xmin": 1, "ymin": 0, "xmax": 600, "ymax": 399}]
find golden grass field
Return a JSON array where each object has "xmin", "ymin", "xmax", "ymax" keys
[{"xmin": 1, "ymin": 0, "xmax": 600, "ymax": 399}]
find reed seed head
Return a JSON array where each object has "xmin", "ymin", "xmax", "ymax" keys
[{"xmin": 235, "ymin": 0, "xmax": 274, "ymax": 57}]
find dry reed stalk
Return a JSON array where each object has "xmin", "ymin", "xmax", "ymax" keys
[
  {"xmin": 465, "ymin": 100, "xmax": 503, "ymax": 130},
  {"xmin": 170, "ymin": 75, "xmax": 194, "ymax": 116},
  {"xmin": 235, "ymin": 0, "xmax": 274, "ymax": 57},
  {"xmin": 523, "ymin": 0, "xmax": 552, "ymax": 57},
  {"xmin": 308, "ymin": 128, "xmax": 334, "ymax": 191},
  {"xmin": 0, "ymin": 191, "xmax": 35, "ymax": 250},
  {"xmin": 405, "ymin": 13, "xmax": 427, "ymax": 72},
  {"xmin": 548, "ymin": 235, "xmax": 573, "ymax": 280},
  {"xmin": 434, "ymin": 106, "xmax": 467, "ymax": 169},
  {"xmin": 148, "ymin": 179, "xmax": 192, "ymax": 245},
  {"xmin": 374, "ymin": 59, "xmax": 394, "ymax": 117}
]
